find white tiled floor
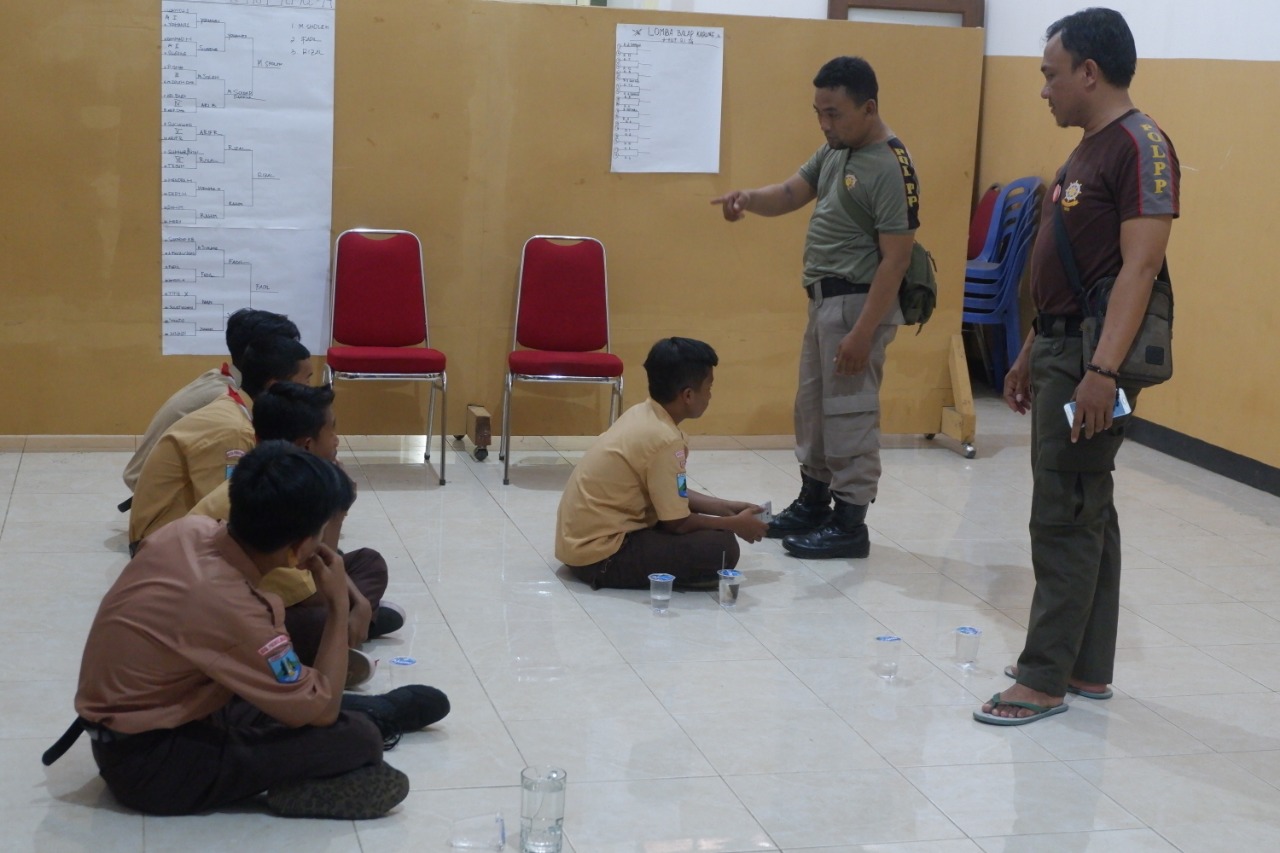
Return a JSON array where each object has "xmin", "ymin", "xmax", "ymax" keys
[{"xmin": 4, "ymin": 395, "xmax": 1280, "ymax": 852}]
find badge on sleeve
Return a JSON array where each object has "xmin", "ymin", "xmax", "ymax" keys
[
  {"xmin": 259, "ymin": 634, "xmax": 302, "ymax": 683},
  {"xmin": 676, "ymin": 472, "xmax": 688, "ymax": 498}
]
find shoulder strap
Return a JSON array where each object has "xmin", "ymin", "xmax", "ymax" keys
[
  {"xmin": 1051, "ymin": 171, "xmax": 1091, "ymax": 313},
  {"xmin": 1052, "ymin": 168, "xmax": 1173, "ymax": 316},
  {"xmin": 834, "ymin": 148, "xmax": 879, "ymax": 238}
]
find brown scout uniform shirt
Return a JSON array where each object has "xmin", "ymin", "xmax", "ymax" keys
[{"xmin": 76, "ymin": 516, "xmax": 334, "ymax": 733}]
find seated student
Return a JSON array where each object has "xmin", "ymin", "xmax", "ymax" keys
[
  {"xmin": 190, "ymin": 382, "xmax": 404, "ymax": 685},
  {"xmin": 47, "ymin": 442, "xmax": 450, "ymax": 819},
  {"xmin": 128, "ymin": 335, "xmax": 312, "ymax": 548},
  {"xmin": 120, "ymin": 309, "xmax": 300, "ymax": 505},
  {"xmin": 556, "ymin": 337, "xmax": 769, "ymax": 590}
]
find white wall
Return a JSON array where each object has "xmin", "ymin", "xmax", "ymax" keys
[
  {"xmin": 984, "ymin": 0, "xmax": 1280, "ymax": 60},
  {"xmin": 491, "ymin": 0, "xmax": 1280, "ymax": 61}
]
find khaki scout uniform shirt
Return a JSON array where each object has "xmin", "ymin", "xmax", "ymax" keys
[
  {"xmin": 555, "ymin": 399, "xmax": 690, "ymax": 567},
  {"xmin": 189, "ymin": 480, "xmax": 317, "ymax": 605},
  {"xmin": 76, "ymin": 516, "xmax": 334, "ymax": 733},
  {"xmin": 129, "ymin": 391, "xmax": 256, "ymax": 544},
  {"xmin": 123, "ymin": 364, "xmax": 241, "ymax": 491}
]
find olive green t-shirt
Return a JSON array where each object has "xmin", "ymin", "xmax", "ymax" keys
[{"xmin": 797, "ymin": 137, "xmax": 920, "ymax": 290}]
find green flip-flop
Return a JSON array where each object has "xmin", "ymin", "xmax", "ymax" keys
[
  {"xmin": 1003, "ymin": 664, "xmax": 1113, "ymax": 700},
  {"xmin": 973, "ymin": 692, "xmax": 1068, "ymax": 726}
]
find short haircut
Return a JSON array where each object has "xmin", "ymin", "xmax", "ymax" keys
[
  {"xmin": 225, "ymin": 309, "xmax": 300, "ymax": 367},
  {"xmin": 1046, "ymin": 7, "xmax": 1136, "ymax": 88},
  {"xmin": 813, "ymin": 56, "xmax": 878, "ymax": 105},
  {"xmin": 643, "ymin": 337, "xmax": 719, "ymax": 404},
  {"xmin": 254, "ymin": 382, "xmax": 335, "ymax": 444},
  {"xmin": 227, "ymin": 441, "xmax": 347, "ymax": 553},
  {"xmin": 239, "ymin": 336, "xmax": 311, "ymax": 399},
  {"xmin": 334, "ymin": 466, "xmax": 357, "ymax": 513}
]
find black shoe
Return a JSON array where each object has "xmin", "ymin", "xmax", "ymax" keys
[
  {"xmin": 368, "ymin": 601, "xmax": 405, "ymax": 639},
  {"xmin": 266, "ymin": 761, "xmax": 409, "ymax": 820},
  {"xmin": 782, "ymin": 499, "xmax": 870, "ymax": 559},
  {"xmin": 765, "ymin": 472, "xmax": 833, "ymax": 539},
  {"xmin": 342, "ymin": 685, "xmax": 450, "ymax": 750}
]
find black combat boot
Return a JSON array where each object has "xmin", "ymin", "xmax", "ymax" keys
[
  {"xmin": 766, "ymin": 472, "xmax": 833, "ymax": 539},
  {"xmin": 781, "ymin": 497, "xmax": 869, "ymax": 559}
]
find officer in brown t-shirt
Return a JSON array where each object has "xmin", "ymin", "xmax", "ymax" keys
[
  {"xmin": 977, "ymin": 9, "xmax": 1179, "ymax": 726},
  {"xmin": 47, "ymin": 442, "xmax": 449, "ymax": 819}
]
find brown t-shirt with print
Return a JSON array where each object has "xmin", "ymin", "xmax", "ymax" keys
[{"xmin": 1031, "ymin": 110, "xmax": 1180, "ymax": 316}]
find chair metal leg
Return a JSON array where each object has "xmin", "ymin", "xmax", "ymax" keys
[
  {"xmin": 609, "ymin": 376, "xmax": 623, "ymax": 424},
  {"xmin": 501, "ymin": 372, "xmax": 513, "ymax": 485},
  {"xmin": 425, "ymin": 384, "xmax": 436, "ymax": 462},
  {"xmin": 436, "ymin": 377, "xmax": 447, "ymax": 486}
]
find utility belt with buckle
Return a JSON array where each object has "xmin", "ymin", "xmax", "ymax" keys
[
  {"xmin": 806, "ymin": 277, "xmax": 871, "ymax": 300},
  {"xmin": 1036, "ymin": 313, "xmax": 1084, "ymax": 338}
]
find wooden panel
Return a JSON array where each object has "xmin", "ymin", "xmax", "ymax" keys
[{"xmin": 0, "ymin": 0, "xmax": 983, "ymax": 438}]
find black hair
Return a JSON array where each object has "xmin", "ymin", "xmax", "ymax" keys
[
  {"xmin": 334, "ymin": 466, "xmax": 357, "ymax": 513},
  {"xmin": 225, "ymin": 309, "xmax": 300, "ymax": 368},
  {"xmin": 254, "ymin": 382, "xmax": 335, "ymax": 444},
  {"xmin": 1046, "ymin": 7, "xmax": 1137, "ymax": 88},
  {"xmin": 239, "ymin": 336, "xmax": 311, "ymax": 399},
  {"xmin": 643, "ymin": 337, "xmax": 718, "ymax": 404},
  {"xmin": 227, "ymin": 441, "xmax": 347, "ymax": 553},
  {"xmin": 813, "ymin": 56, "xmax": 878, "ymax": 105}
]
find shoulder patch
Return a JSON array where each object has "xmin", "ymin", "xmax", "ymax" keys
[
  {"xmin": 267, "ymin": 646, "xmax": 302, "ymax": 683},
  {"xmin": 887, "ymin": 137, "xmax": 921, "ymax": 229},
  {"xmin": 257, "ymin": 634, "xmax": 291, "ymax": 657}
]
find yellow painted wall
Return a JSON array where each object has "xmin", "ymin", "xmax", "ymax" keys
[
  {"xmin": 977, "ymin": 55, "xmax": 1279, "ymax": 467},
  {"xmin": 0, "ymin": 0, "xmax": 983, "ymax": 437}
]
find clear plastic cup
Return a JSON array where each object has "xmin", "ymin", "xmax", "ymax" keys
[
  {"xmin": 955, "ymin": 626, "xmax": 981, "ymax": 670},
  {"xmin": 520, "ymin": 766, "xmax": 566, "ymax": 853},
  {"xmin": 717, "ymin": 569, "xmax": 742, "ymax": 607},
  {"xmin": 449, "ymin": 812, "xmax": 506, "ymax": 850},
  {"xmin": 648, "ymin": 573, "xmax": 675, "ymax": 614},
  {"xmin": 874, "ymin": 635, "xmax": 903, "ymax": 680}
]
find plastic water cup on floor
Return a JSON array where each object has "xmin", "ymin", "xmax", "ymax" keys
[
  {"xmin": 955, "ymin": 626, "xmax": 981, "ymax": 670},
  {"xmin": 648, "ymin": 573, "xmax": 675, "ymax": 614},
  {"xmin": 520, "ymin": 766, "xmax": 566, "ymax": 853},
  {"xmin": 874, "ymin": 635, "xmax": 903, "ymax": 680},
  {"xmin": 448, "ymin": 812, "xmax": 505, "ymax": 850},
  {"xmin": 717, "ymin": 569, "xmax": 742, "ymax": 607}
]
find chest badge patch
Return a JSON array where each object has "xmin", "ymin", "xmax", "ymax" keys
[
  {"xmin": 1061, "ymin": 180, "xmax": 1083, "ymax": 209},
  {"xmin": 844, "ymin": 173, "xmax": 857, "ymax": 191},
  {"xmin": 676, "ymin": 472, "xmax": 688, "ymax": 498}
]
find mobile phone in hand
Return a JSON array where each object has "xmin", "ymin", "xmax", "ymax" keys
[{"xmin": 1064, "ymin": 389, "xmax": 1131, "ymax": 426}]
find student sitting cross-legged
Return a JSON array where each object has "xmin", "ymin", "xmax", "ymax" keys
[
  {"xmin": 47, "ymin": 442, "xmax": 449, "ymax": 820},
  {"xmin": 556, "ymin": 337, "xmax": 769, "ymax": 590},
  {"xmin": 189, "ymin": 381, "xmax": 405, "ymax": 687}
]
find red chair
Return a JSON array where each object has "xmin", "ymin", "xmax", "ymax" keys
[
  {"xmin": 968, "ymin": 183, "xmax": 1001, "ymax": 260},
  {"xmin": 501, "ymin": 235, "xmax": 624, "ymax": 485},
  {"xmin": 324, "ymin": 229, "xmax": 447, "ymax": 485}
]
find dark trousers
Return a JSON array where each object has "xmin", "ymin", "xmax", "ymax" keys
[
  {"xmin": 1015, "ymin": 331, "xmax": 1136, "ymax": 696},
  {"xmin": 286, "ymin": 547, "xmax": 387, "ymax": 665},
  {"xmin": 90, "ymin": 699, "xmax": 383, "ymax": 816},
  {"xmin": 569, "ymin": 526, "xmax": 739, "ymax": 590}
]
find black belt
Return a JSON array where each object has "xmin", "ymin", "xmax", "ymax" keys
[
  {"xmin": 807, "ymin": 277, "xmax": 871, "ymax": 300},
  {"xmin": 1036, "ymin": 313, "xmax": 1084, "ymax": 338},
  {"xmin": 43, "ymin": 717, "xmax": 135, "ymax": 765},
  {"xmin": 86, "ymin": 725, "xmax": 134, "ymax": 744}
]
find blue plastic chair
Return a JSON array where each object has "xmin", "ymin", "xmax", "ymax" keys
[{"xmin": 962, "ymin": 176, "xmax": 1043, "ymax": 387}]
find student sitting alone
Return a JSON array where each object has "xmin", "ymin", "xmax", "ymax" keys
[
  {"xmin": 49, "ymin": 442, "xmax": 449, "ymax": 820},
  {"xmin": 556, "ymin": 337, "xmax": 768, "ymax": 590}
]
